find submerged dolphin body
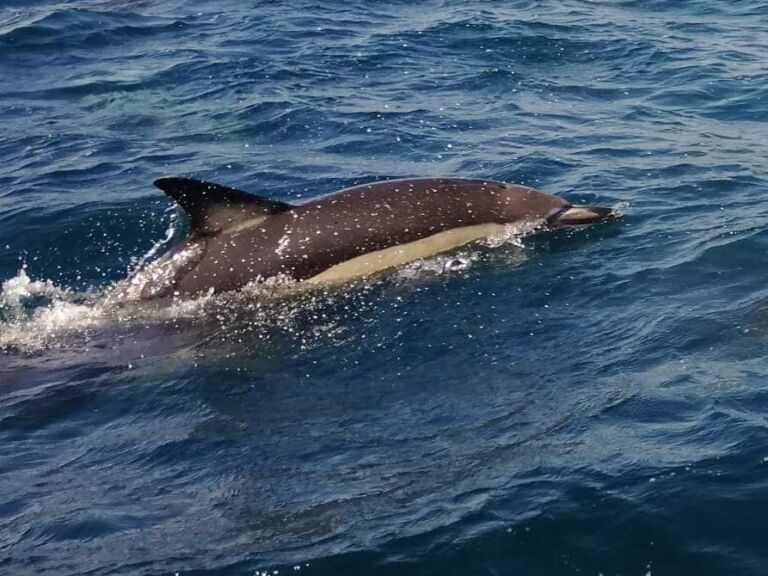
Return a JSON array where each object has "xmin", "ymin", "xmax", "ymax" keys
[{"xmin": 119, "ymin": 177, "xmax": 619, "ymax": 300}]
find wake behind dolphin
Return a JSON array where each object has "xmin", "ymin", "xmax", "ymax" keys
[{"xmin": 115, "ymin": 177, "xmax": 621, "ymax": 301}]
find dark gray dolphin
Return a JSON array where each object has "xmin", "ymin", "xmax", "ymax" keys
[{"xmin": 117, "ymin": 177, "xmax": 620, "ymax": 300}]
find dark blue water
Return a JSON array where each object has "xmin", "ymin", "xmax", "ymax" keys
[{"xmin": 2, "ymin": 1, "xmax": 768, "ymax": 574}]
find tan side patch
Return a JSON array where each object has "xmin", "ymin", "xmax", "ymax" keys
[{"xmin": 305, "ymin": 223, "xmax": 507, "ymax": 285}]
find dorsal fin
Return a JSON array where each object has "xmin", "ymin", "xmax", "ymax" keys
[{"xmin": 153, "ymin": 177, "xmax": 294, "ymax": 237}]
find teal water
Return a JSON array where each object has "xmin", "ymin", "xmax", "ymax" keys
[{"xmin": 2, "ymin": 1, "xmax": 768, "ymax": 575}]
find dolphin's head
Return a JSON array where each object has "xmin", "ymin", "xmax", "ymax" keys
[{"xmin": 496, "ymin": 184, "xmax": 621, "ymax": 229}]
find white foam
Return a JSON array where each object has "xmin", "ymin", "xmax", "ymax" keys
[
  {"xmin": 0, "ymin": 213, "xmax": 187, "ymax": 352},
  {"xmin": 0, "ymin": 268, "xmax": 106, "ymax": 352},
  {"xmin": 0, "ymin": 267, "xmax": 68, "ymax": 309}
]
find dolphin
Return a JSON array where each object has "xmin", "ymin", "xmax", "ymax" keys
[{"xmin": 116, "ymin": 177, "xmax": 620, "ymax": 300}]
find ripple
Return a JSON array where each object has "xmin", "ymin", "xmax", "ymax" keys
[
  {"xmin": 0, "ymin": 9, "xmax": 188, "ymax": 52},
  {"xmin": 2, "ymin": 0, "xmax": 768, "ymax": 574}
]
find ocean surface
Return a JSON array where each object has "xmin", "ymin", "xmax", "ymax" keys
[{"xmin": 2, "ymin": 1, "xmax": 768, "ymax": 574}]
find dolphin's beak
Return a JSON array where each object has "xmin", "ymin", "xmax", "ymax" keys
[{"xmin": 546, "ymin": 205, "xmax": 621, "ymax": 228}]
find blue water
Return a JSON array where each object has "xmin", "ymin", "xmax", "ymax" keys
[{"xmin": 2, "ymin": 0, "xmax": 768, "ymax": 574}]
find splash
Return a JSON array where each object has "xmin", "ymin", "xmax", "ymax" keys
[
  {"xmin": 0, "ymin": 267, "xmax": 68, "ymax": 309},
  {"xmin": 107, "ymin": 240, "xmax": 205, "ymax": 302},
  {"xmin": 0, "ymin": 268, "xmax": 105, "ymax": 352},
  {"xmin": 0, "ymin": 219, "xmax": 539, "ymax": 354},
  {"xmin": 129, "ymin": 207, "xmax": 180, "ymax": 272},
  {"xmin": 612, "ymin": 201, "xmax": 630, "ymax": 218},
  {"xmin": 0, "ymin": 265, "xmax": 342, "ymax": 355}
]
